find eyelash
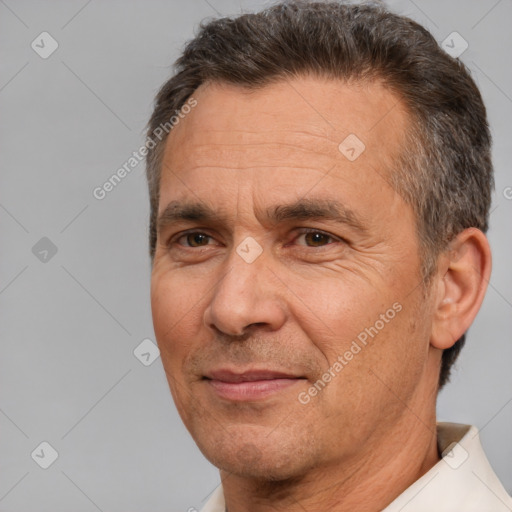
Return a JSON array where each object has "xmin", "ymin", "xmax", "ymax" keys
[{"xmin": 168, "ymin": 228, "xmax": 343, "ymax": 250}]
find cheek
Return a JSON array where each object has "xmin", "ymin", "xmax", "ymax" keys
[
  {"xmin": 293, "ymin": 273, "xmax": 393, "ymax": 360},
  {"xmin": 150, "ymin": 269, "xmax": 203, "ymax": 370},
  {"xmin": 296, "ymin": 274, "xmax": 424, "ymax": 411},
  {"xmin": 150, "ymin": 271, "xmax": 205, "ymax": 424}
]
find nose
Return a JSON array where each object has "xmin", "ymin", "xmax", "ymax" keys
[{"xmin": 203, "ymin": 243, "xmax": 287, "ymax": 337}]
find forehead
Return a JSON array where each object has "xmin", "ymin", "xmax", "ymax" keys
[
  {"xmin": 159, "ymin": 76, "xmax": 410, "ymax": 220},
  {"xmin": 165, "ymin": 76, "xmax": 408, "ymax": 164}
]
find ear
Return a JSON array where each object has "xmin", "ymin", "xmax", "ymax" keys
[{"xmin": 430, "ymin": 228, "xmax": 492, "ymax": 350}]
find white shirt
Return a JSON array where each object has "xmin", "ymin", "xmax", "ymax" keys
[{"xmin": 199, "ymin": 422, "xmax": 512, "ymax": 511}]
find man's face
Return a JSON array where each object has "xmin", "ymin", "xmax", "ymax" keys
[{"xmin": 151, "ymin": 77, "xmax": 438, "ymax": 479}]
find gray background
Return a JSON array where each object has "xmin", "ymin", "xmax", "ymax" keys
[{"xmin": 0, "ymin": 0, "xmax": 510, "ymax": 510}]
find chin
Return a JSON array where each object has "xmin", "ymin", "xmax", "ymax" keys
[
  {"xmin": 193, "ymin": 427, "xmax": 319, "ymax": 481},
  {"xmin": 211, "ymin": 451, "xmax": 305, "ymax": 481}
]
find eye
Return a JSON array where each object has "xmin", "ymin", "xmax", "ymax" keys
[
  {"xmin": 172, "ymin": 231, "xmax": 216, "ymax": 248},
  {"xmin": 294, "ymin": 228, "xmax": 341, "ymax": 248},
  {"xmin": 167, "ymin": 228, "xmax": 342, "ymax": 251}
]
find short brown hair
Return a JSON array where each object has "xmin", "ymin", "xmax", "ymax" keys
[{"xmin": 145, "ymin": 0, "xmax": 493, "ymax": 390}]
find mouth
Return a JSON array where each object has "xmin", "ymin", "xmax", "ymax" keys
[{"xmin": 203, "ymin": 369, "xmax": 305, "ymax": 401}]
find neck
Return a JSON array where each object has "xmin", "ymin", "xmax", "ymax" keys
[{"xmin": 220, "ymin": 382, "xmax": 441, "ymax": 511}]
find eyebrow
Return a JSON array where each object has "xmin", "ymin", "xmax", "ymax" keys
[{"xmin": 156, "ymin": 198, "xmax": 368, "ymax": 234}]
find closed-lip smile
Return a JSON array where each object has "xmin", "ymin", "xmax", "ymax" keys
[{"xmin": 204, "ymin": 368, "xmax": 305, "ymax": 401}]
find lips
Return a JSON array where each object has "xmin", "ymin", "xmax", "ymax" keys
[
  {"xmin": 204, "ymin": 369, "xmax": 304, "ymax": 401},
  {"xmin": 206, "ymin": 369, "xmax": 299, "ymax": 382}
]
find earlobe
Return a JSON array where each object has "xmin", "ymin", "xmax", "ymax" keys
[{"xmin": 430, "ymin": 228, "xmax": 492, "ymax": 350}]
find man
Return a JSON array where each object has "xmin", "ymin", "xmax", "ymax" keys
[{"xmin": 145, "ymin": 1, "xmax": 512, "ymax": 510}]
